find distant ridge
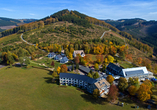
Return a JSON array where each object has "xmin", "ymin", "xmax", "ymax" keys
[
  {"xmin": 104, "ymin": 18, "xmax": 157, "ymax": 53},
  {"xmin": 0, "ymin": 17, "xmax": 37, "ymax": 32}
]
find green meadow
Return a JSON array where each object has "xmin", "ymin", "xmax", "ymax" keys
[{"xmin": 0, "ymin": 66, "xmax": 148, "ymax": 110}]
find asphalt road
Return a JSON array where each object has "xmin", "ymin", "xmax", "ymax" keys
[
  {"xmin": 20, "ymin": 33, "xmax": 35, "ymax": 46},
  {"xmin": 100, "ymin": 30, "xmax": 111, "ymax": 39}
]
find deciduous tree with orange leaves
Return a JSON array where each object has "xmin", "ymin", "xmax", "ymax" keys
[
  {"xmin": 142, "ymin": 59, "xmax": 151, "ymax": 69},
  {"xmin": 93, "ymin": 45, "xmax": 104, "ymax": 55},
  {"xmin": 128, "ymin": 85, "xmax": 137, "ymax": 96},
  {"xmin": 60, "ymin": 64, "xmax": 68, "ymax": 73},
  {"xmin": 74, "ymin": 56, "xmax": 79, "ymax": 64},
  {"xmin": 126, "ymin": 54, "xmax": 133, "ymax": 62},
  {"xmin": 137, "ymin": 57, "xmax": 142, "ymax": 65},
  {"xmin": 107, "ymin": 84, "xmax": 119, "ymax": 102},
  {"xmin": 84, "ymin": 54, "xmax": 92, "ymax": 64},
  {"xmin": 110, "ymin": 46, "xmax": 117, "ymax": 56},
  {"xmin": 137, "ymin": 83, "xmax": 152, "ymax": 101},
  {"xmin": 96, "ymin": 55, "xmax": 103, "ymax": 64}
]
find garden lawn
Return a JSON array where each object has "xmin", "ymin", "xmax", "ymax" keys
[
  {"xmin": 34, "ymin": 57, "xmax": 72, "ymax": 71},
  {"xmin": 0, "ymin": 66, "xmax": 147, "ymax": 110},
  {"xmin": 119, "ymin": 61, "xmax": 135, "ymax": 68}
]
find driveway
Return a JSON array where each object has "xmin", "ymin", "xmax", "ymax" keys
[{"xmin": 77, "ymin": 70, "xmax": 85, "ymax": 75}]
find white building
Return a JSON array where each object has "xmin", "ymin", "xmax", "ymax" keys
[
  {"xmin": 121, "ymin": 67, "xmax": 154, "ymax": 81},
  {"xmin": 94, "ymin": 78, "xmax": 110, "ymax": 96},
  {"xmin": 59, "ymin": 73, "xmax": 110, "ymax": 96},
  {"xmin": 106, "ymin": 63, "xmax": 154, "ymax": 81},
  {"xmin": 73, "ymin": 50, "xmax": 85, "ymax": 57}
]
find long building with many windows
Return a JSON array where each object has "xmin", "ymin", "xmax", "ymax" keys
[
  {"xmin": 106, "ymin": 63, "xmax": 154, "ymax": 81},
  {"xmin": 59, "ymin": 73, "xmax": 110, "ymax": 96}
]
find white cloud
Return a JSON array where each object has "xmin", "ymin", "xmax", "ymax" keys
[
  {"xmin": 29, "ymin": 13, "xmax": 35, "ymax": 16},
  {"xmin": 1, "ymin": 8, "xmax": 14, "ymax": 12},
  {"xmin": 73, "ymin": 0, "xmax": 157, "ymax": 20},
  {"xmin": 149, "ymin": 12, "xmax": 157, "ymax": 15}
]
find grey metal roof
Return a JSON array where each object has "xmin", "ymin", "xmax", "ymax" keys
[
  {"xmin": 60, "ymin": 56, "xmax": 68, "ymax": 61},
  {"xmin": 107, "ymin": 63, "xmax": 123, "ymax": 73},
  {"xmin": 51, "ymin": 52, "xmax": 56, "ymax": 55},
  {"xmin": 56, "ymin": 54, "xmax": 62, "ymax": 59},
  {"xmin": 125, "ymin": 70, "xmax": 145, "ymax": 77},
  {"xmin": 49, "ymin": 52, "xmax": 56, "ymax": 55},
  {"xmin": 79, "ymin": 65, "xmax": 91, "ymax": 74},
  {"xmin": 60, "ymin": 57, "xmax": 68, "ymax": 63},
  {"xmin": 60, "ymin": 73, "xmax": 97, "ymax": 84}
]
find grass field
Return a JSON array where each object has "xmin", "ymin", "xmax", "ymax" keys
[
  {"xmin": 119, "ymin": 61, "xmax": 135, "ymax": 68},
  {"xmin": 0, "ymin": 66, "xmax": 150, "ymax": 110},
  {"xmin": 34, "ymin": 56, "xmax": 72, "ymax": 71}
]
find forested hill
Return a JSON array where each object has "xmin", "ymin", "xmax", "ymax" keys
[
  {"xmin": 0, "ymin": 9, "xmax": 119, "ymax": 37},
  {"xmin": 0, "ymin": 17, "xmax": 37, "ymax": 32},
  {"xmin": 0, "ymin": 17, "xmax": 20, "ymax": 26},
  {"xmin": 104, "ymin": 18, "xmax": 157, "ymax": 53},
  {"xmin": 0, "ymin": 9, "xmax": 153, "ymax": 54}
]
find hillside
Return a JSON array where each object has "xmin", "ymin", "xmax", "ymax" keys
[
  {"xmin": 0, "ymin": 17, "xmax": 37, "ymax": 32},
  {"xmin": 22, "ymin": 21, "xmax": 110, "ymax": 44},
  {"xmin": 104, "ymin": 18, "xmax": 157, "ymax": 53},
  {"xmin": 0, "ymin": 9, "xmax": 155, "ymax": 71},
  {"xmin": 0, "ymin": 9, "xmax": 153, "ymax": 54},
  {"xmin": 0, "ymin": 10, "xmax": 152, "ymax": 52}
]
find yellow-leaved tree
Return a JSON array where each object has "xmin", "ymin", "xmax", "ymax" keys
[
  {"xmin": 137, "ymin": 81, "xmax": 152, "ymax": 101},
  {"xmin": 104, "ymin": 57, "xmax": 108, "ymax": 64},
  {"xmin": 57, "ymin": 66, "xmax": 61, "ymax": 74},
  {"xmin": 107, "ymin": 75, "xmax": 114, "ymax": 84},
  {"xmin": 68, "ymin": 53, "xmax": 73, "ymax": 60},
  {"xmin": 107, "ymin": 55, "xmax": 114, "ymax": 63}
]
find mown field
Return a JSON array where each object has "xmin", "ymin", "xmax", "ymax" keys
[{"xmin": 0, "ymin": 66, "xmax": 150, "ymax": 110}]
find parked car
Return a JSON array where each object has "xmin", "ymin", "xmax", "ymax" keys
[{"xmin": 151, "ymin": 78, "xmax": 157, "ymax": 82}]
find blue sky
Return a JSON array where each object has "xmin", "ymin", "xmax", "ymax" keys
[{"xmin": 0, "ymin": 0, "xmax": 157, "ymax": 20}]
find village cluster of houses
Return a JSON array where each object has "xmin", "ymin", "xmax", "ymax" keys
[
  {"xmin": 48, "ymin": 50, "xmax": 85, "ymax": 64},
  {"xmin": 59, "ymin": 55, "xmax": 155, "ymax": 97},
  {"xmin": 60, "ymin": 63, "xmax": 155, "ymax": 97},
  {"xmin": 48, "ymin": 49, "xmax": 155, "ymax": 97}
]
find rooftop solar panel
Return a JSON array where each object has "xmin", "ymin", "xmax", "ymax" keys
[
  {"xmin": 60, "ymin": 73, "xmax": 97, "ymax": 84},
  {"xmin": 125, "ymin": 70, "xmax": 144, "ymax": 77}
]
